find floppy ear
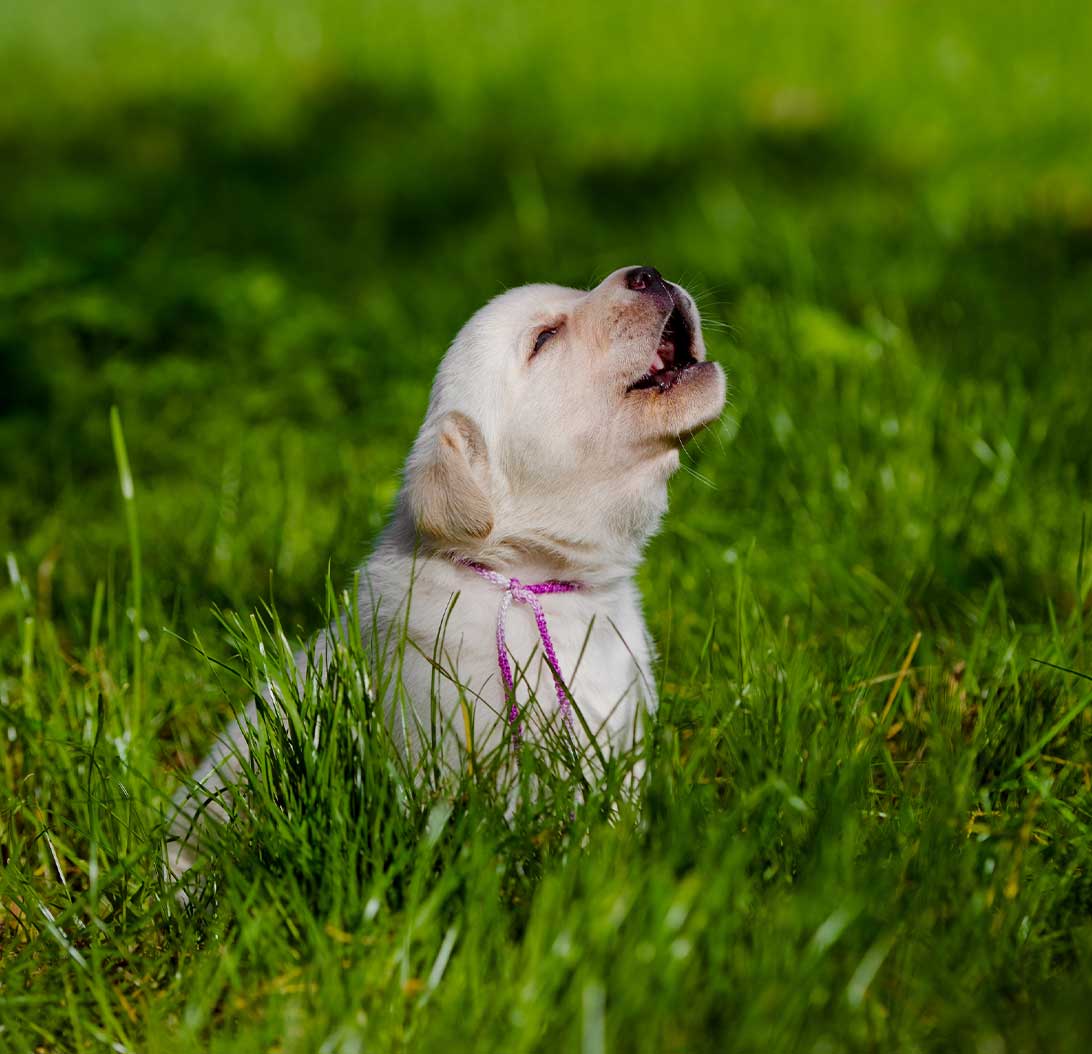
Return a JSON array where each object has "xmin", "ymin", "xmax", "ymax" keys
[{"xmin": 406, "ymin": 410, "xmax": 494, "ymax": 543}]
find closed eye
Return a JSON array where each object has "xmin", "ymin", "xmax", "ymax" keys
[{"xmin": 530, "ymin": 325, "xmax": 560, "ymax": 359}]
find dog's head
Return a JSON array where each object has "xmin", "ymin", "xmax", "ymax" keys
[{"xmin": 403, "ymin": 267, "xmax": 726, "ymax": 574}]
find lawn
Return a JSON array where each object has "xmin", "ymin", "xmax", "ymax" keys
[{"xmin": 2, "ymin": 1, "xmax": 1092, "ymax": 1050}]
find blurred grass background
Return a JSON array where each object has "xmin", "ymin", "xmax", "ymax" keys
[
  {"xmin": 2, "ymin": 1, "xmax": 1092, "ymax": 1050},
  {"xmin": 3, "ymin": 0, "xmax": 1092, "ymax": 627}
]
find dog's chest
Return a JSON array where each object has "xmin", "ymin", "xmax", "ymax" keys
[
  {"xmin": 503, "ymin": 589, "xmax": 655, "ymax": 730},
  {"xmin": 389, "ymin": 567, "xmax": 655, "ymax": 747}
]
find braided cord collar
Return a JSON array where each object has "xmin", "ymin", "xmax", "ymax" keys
[{"xmin": 455, "ymin": 558, "xmax": 581, "ymax": 737}]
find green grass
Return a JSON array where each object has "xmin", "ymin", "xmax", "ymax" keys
[{"xmin": 3, "ymin": 1, "xmax": 1092, "ymax": 1049}]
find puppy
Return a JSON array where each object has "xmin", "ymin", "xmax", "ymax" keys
[{"xmin": 167, "ymin": 266, "xmax": 725, "ymax": 877}]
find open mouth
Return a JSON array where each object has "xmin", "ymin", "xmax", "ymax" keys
[{"xmin": 626, "ymin": 304, "xmax": 697, "ymax": 393}]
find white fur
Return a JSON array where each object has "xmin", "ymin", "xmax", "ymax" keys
[{"xmin": 167, "ymin": 267, "xmax": 725, "ymax": 878}]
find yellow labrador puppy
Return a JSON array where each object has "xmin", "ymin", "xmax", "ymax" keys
[{"xmin": 168, "ymin": 266, "xmax": 725, "ymax": 877}]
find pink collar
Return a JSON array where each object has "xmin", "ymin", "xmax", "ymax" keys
[{"xmin": 455, "ymin": 558, "xmax": 581, "ymax": 738}]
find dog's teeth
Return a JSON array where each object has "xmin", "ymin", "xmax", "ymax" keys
[{"xmin": 651, "ymin": 352, "xmax": 665, "ymax": 372}]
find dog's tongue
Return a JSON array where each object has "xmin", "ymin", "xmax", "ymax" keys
[{"xmin": 651, "ymin": 334, "xmax": 676, "ymax": 372}]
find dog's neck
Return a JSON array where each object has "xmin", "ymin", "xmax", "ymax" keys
[
  {"xmin": 489, "ymin": 453, "xmax": 675, "ymax": 583},
  {"xmin": 380, "ymin": 513, "xmax": 643, "ymax": 593},
  {"xmin": 467, "ymin": 535, "xmax": 637, "ymax": 588},
  {"xmin": 488, "ymin": 482, "xmax": 669, "ymax": 586}
]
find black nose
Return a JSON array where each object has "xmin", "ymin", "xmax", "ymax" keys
[{"xmin": 625, "ymin": 266, "xmax": 664, "ymax": 292}]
